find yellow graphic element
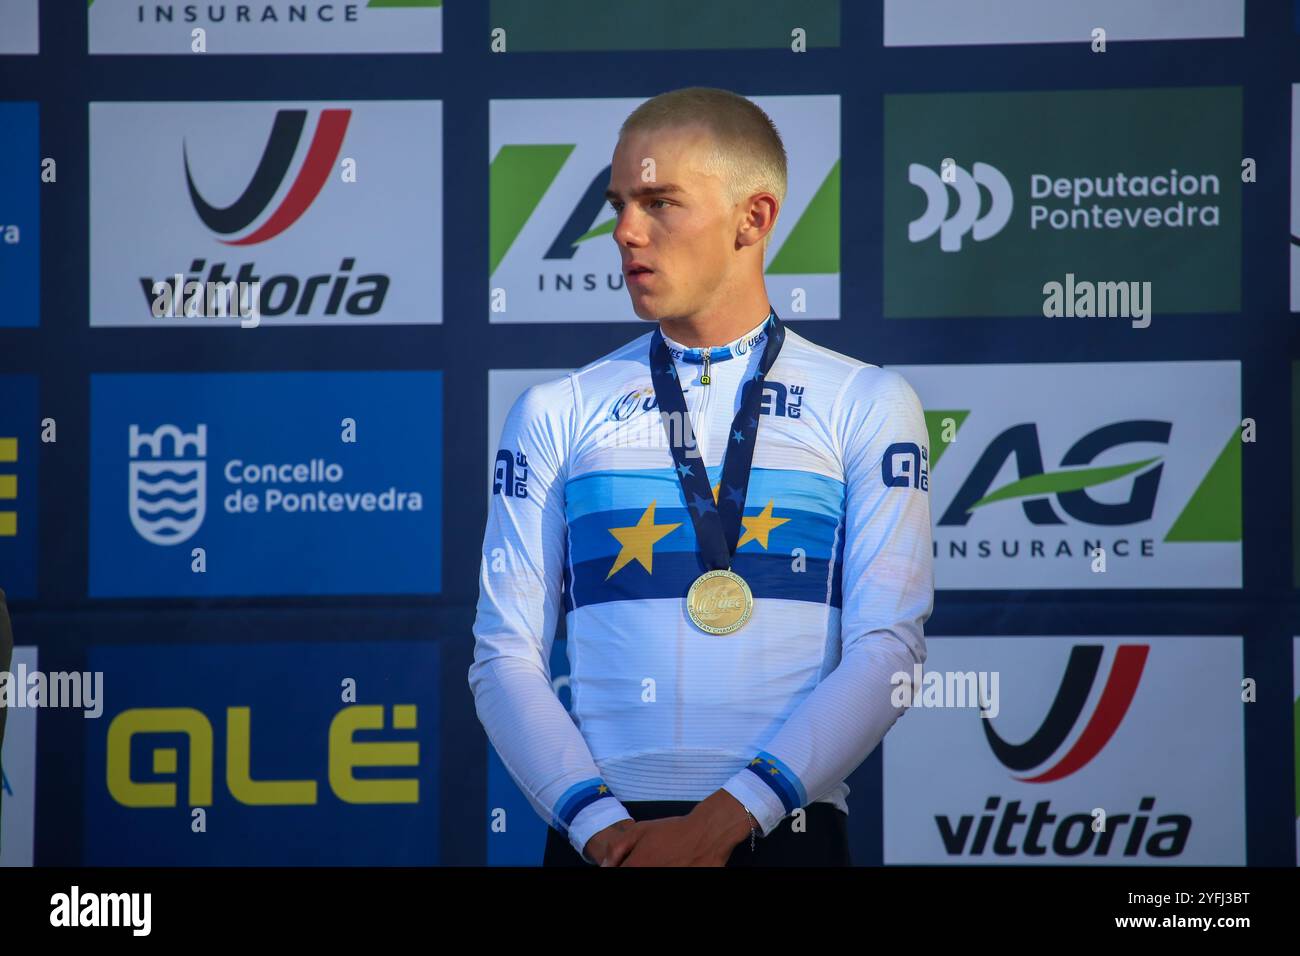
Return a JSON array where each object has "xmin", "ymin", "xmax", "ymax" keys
[
  {"xmin": 329, "ymin": 705, "xmax": 420, "ymax": 804},
  {"xmin": 751, "ymin": 756, "xmax": 782, "ymax": 777},
  {"xmin": 106, "ymin": 704, "xmax": 420, "ymax": 808},
  {"xmin": 605, "ymin": 499, "xmax": 681, "ymax": 578},
  {"xmin": 597, "ymin": 784, "xmax": 608, "ymax": 794},
  {"xmin": 108, "ymin": 707, "xmax": 213, "ymax": 807},
  {"xmin": 228, "ymin": 706, "xmax": 317, "ymax": 805},
  {"xmin": 737, "ymin": 499, "xmax": 790, "ymax": 550},
  {"xmin": 711, "ymin": 481, "xmax": 720, "ymax": 502},
  {"xmin": 0, "ymin": 436, "xmax": 15, "ymax": 538}
]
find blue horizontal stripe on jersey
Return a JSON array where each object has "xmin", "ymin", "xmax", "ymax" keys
[
  {"xmin": 744, "ymin": 751, "xmax": 807, "ymax": 813},
  {"xmin": 567, "ymin": 506, "xmax": 838, "ymax": 563},
  {"xmin": 552, "ymin": 777, "xmax": 614, "ymax": 832},
  {"xmin": 565, "ymin": 466, "xmax": 844, "ymax": 524},
  {"xmin": 565, "ymin": 550, "xmax": 839, "ymax": 609}
]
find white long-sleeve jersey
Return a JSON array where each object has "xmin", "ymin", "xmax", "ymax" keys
[{"xmin": 469, "ymin": 312, "xmax": 934, "ymax": 860}]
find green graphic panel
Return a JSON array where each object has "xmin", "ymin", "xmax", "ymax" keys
[
  {"xmin": 491, "ymin": 0, "xmax": 839, "ymax": 51},
  {"xmin": 883, "ymin": 87, "xmax": 1242, "ymax": 318}
]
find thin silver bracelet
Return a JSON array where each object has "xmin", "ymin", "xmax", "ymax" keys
[{"xmin": 743, "ymin": 805, "xmax": 759, "ymax": 852}]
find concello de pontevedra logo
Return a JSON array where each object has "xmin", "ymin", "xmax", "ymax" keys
[
  {"xmin": 184, "ymin": 108, "xmax": 350, "ymax": 245},
  {"xmin": 128, "ymin": 424, "xmax": 207, "ymax": 546},
  {"xmin": 985, "ymin": 644, "xmax": 1148, "ymax": 782}
]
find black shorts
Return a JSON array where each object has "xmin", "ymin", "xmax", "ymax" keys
[{"xmin": 543, "ymin": 799, "xmax": 851, "ymax": 867}]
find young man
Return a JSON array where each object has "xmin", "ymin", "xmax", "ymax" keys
[{"xmin": 470, "ymin": 87, "xmax": 933, "ymax": 866}]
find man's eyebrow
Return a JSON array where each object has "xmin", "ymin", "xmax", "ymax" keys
[{"xmin": 603, "ymin": 183, "xmax": 685, "ymax": 201}]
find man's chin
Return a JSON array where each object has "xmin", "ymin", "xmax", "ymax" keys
[{"xmin": 628, "ymin": 297, "xmax": 665, "ymax": 322}]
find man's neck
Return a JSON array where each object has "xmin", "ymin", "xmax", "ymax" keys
[{"xmin": 657, "ymin": 294, "xmax": 772, "ymax": 348}]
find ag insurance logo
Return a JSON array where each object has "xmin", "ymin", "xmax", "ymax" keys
[
  {"xmin": 884, "ymin": 637, "xmax": 1246, "ymax": 865},
  {"xmin": 88, "ymin": 0, "xmax": 442, "ymax": 54},
  {"xmin": 895, "ymin": 361, "xmax": 1241, "ymax": 589},
  {"xmin": 89, "ymin": 372, "xmax": 442, "ymax": 597},
  {"xmin": 90, "ymin": 101, "xmax": 442, "ymax": 326},
  {"xmin": 489, "ymin": 96, "xmax": 840, "ymax": 323}
]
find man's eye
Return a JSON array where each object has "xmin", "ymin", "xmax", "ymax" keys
[{"xmin": 650, "ymin": 199, "xmax": 669, "ymax": 209}]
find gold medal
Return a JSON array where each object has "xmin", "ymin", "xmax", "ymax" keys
[{"xmin": 686, "ymin": 569, "xmax": 753, "ymax": 635}]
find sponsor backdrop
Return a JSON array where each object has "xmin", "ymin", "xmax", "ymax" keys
[{"xmin": 0, "ymin": 0, "xmax": 1292, "ymax": 867}]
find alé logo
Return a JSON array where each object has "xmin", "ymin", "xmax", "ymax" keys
[
  {"xmin": 186, "ymin": 108, "xmax": 349, "ymax": 246},
  {"xmin": 127, "ymin": 424, "xmax": 206, "ymax": 546},
  {"xmin": 908, "ymin": 161, "xmax": 1012, "ymax": 251},
  {"xmin": 928, "ymin": 414, "xmax": 1238, "ymax": 541},
  {"xmin": 941, "ymin": 643, "xmax": 1193, "ymax": 859}
]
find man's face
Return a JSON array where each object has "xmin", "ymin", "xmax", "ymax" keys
[{"xmin": 606, "ymin": 124, "xmax": 741, "ymax": 321}]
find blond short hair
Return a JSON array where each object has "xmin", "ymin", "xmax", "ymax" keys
[{"xmin": 619, "ymin": 87, "xmax": 787, "ymax": 246}]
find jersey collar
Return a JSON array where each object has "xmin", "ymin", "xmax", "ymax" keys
[{"xmin": 659, "ymin": 309, "xmax": 775, "ymax": 364}]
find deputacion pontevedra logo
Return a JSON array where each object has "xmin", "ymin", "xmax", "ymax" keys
[
  {"xmin": 908, "ymin": 161, "xmax": 1012, "ymax": 252},
  {"xmin": 985, "ymin": 644, "xmax": 1148, "ymax": 782},
  {"xmin": 185, "ymin": 109, "xmax": 350, "ymax": 245}
]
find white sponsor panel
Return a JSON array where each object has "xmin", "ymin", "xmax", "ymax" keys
[
  {"xmin": 90, "ymin": 100, "xmax": 441, "ymax": 327},
  {"xmin": 893, "ymin": 361, "xmax": 1241, "ymax": 589},
  {"xmin": 0, "ymin": 1, "xmax": 38, "ymax": 54},
  {"xmin": 884, "ymin": 0, "xmax": 1243, "ymax": 46},
  {"xmin": 885, "ymin": 636, "xmax": 1245, "ymax": 865},
  {"xmin": 489, "ymin": 96, "xmax": 840, "ymax": 323},
  {"xmin": 1292, "ymin": 86, "xmax": 1300, "ymax": 313},
  {"xmin": 1, "ymin": 647, "xmax": 37, "ymax": 867},
  {"xmin": 487, "ymin": 369, "xmax": 567, "ymax": 496},
  {"xmin": 89, "ymin": 0, "xmax": 442, "ymax": 54}
]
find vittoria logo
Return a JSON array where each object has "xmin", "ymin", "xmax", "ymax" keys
[
  {"xmin": 986, "ymin": 645, "xmax": 1147, "ymax": 782},
  {"xmin": 127, "ymin": 424, "xmax": 207, "ymax": 546},
  {"xmin": 186, "ymin": 109, "xmax": 349, "ymax": 245},
  {"xmin": 91, "ymin": 100, "xmax": 442, "ymax": 327},
  {"xmin": 884, "ymin": 636, "xmax": 1245, "ymax": 864}
]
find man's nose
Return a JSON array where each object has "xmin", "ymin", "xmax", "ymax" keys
[{"xmin": 613, "ymin": 205, "xmax": 645, "ymax": 248}]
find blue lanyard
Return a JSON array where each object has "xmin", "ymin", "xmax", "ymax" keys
[{"xmin": 648, "ymin": 308, "xmax": 785, "ymax": 571}]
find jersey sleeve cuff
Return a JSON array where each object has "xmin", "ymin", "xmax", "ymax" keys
[
  {"xmin": 721, "ymin": 767, "xmax": 789, "ymax": 837},
  {"xmin": 565, "ymin": 796, "xmax": 634, "ymax": 861}
]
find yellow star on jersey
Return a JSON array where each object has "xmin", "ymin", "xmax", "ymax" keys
[
  {"xmin": 736, "ymin": 499, "xmax": 790, "ymax": 550},
  {"xmin": 606, "ymin": 500, "xmax": 681, "ymax": 579}
]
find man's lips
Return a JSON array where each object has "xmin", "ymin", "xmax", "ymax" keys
[{"xmin": 625, "ymin": 264, "xmax": 655, "ymax": 286}]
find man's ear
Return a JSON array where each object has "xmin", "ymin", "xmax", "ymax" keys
[{"xmin": 737, "ymin": 193, "xmax": 778, "ymax": 249}]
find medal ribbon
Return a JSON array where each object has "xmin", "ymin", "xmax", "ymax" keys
[{"xmin": 648, "ymin": 308, "xmax": 785, "ymax": 572}]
